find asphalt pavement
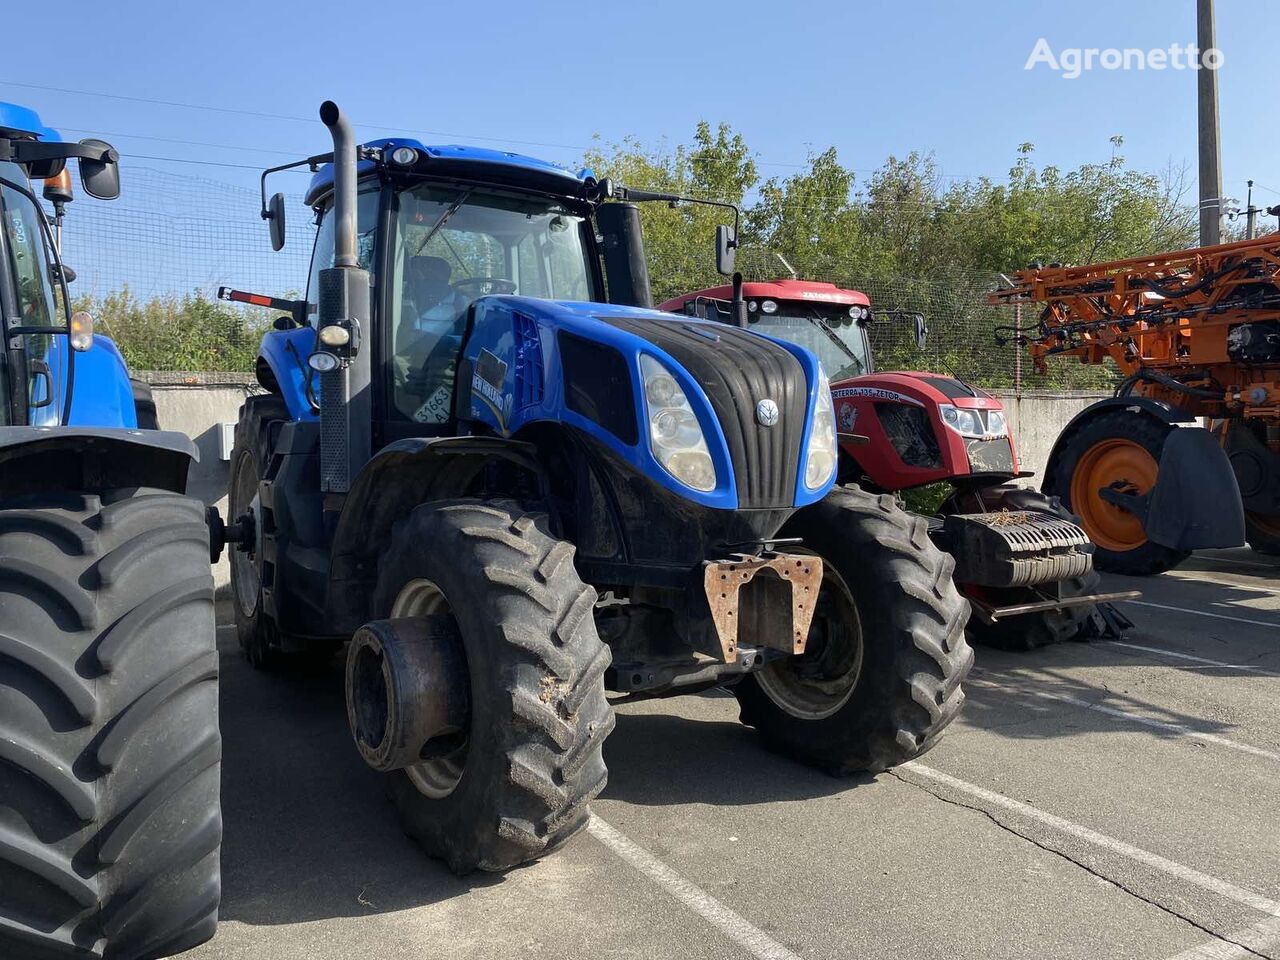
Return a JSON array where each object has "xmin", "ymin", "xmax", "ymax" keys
[{"xmin": 188, "ymin": 547, "xmax": 1280, "ymax": 960}]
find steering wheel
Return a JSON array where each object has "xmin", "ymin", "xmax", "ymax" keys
[{"xmin": 452, "ymin": 277, "xmax": 517, "ymax": 296}]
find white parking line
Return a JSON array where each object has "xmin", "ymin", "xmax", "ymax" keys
[
  {"xmin": 1122, "ymin": 599, "xmax": 1280, "ymax": 630},
  {"xmin": 587, "ymin": 815, "xmax": 803, "ymax": 960},
  {"xmin": 1104, "ymin": 640, "xmax": 1277, "ymax": 675},
  {"xmin": 900, "ymin": 763, "xmax": 1280, "ymax": 918},
  {"xmin": 1162, "ymin": 916, "xmax": 1280, "ymax": 959},
  {"xmin": 968, "ymin": 677, "xmax": 1280, "ymax": 763}
]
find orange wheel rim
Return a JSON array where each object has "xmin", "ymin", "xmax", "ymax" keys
[{"xmin": 1070, "ymin": 438, "xmax": 1158, "ymax": 552}]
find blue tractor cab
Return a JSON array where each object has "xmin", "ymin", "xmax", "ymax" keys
[{"xmin": 217, "ymin": 102, "xmax": 972, "ymax": 876}]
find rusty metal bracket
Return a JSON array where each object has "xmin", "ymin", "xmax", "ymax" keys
[{"xmin": 702, "ymin": 552, "xmax": 824, "ymax": 663}]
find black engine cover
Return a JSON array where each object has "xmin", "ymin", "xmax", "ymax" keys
[{"xmin": 605, "ymin": 316, "xmax": 807, "ymax": 509}]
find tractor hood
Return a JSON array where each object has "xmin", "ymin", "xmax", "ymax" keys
[
  {"xmin": 458, "ymin": 297, "xmax": 834, "ymax": 511},
  {"xmin": 831, "ymin": 371, "xmax": 1002, "ymax": 412}
]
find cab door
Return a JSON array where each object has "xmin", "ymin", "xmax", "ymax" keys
[{"xmin": 0, "ymin": 167, "xmax": 67, "ymax": 426}]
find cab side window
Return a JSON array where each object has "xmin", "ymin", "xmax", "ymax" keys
[{"xmin": 304, "ymin": 189, "xmax": 379, "ymax": 326}]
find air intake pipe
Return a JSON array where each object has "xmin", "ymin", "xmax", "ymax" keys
[{"xmin": 316, "ymin": 100, "xmax": 372, "ymax": 494}]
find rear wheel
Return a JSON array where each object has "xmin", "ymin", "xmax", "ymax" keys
[
  {"xmin": 1047, "ymin": 410, "xmax": 1190, "ymax": 575},
  {"xmin": 0, "ymin": 488, "xmax": 220, "ymax": 960},
  {"xmin": 229, "ymin": 393, "xmax": 325, "ymax": 670},
  {"xmin": 1245, "ymin": 512, "xmax": 1280, "ymax": 556},
  {"xmin": 733, "ymin": 485, "xmax": 973, "ymax": 774},
  {"xmin": 129, "ymin": 379, "xmax": 159, "ymax": 430},
  {"xmin": 957, "ymin": 486, "xmax": 1102, "ymax": 651},
  {"xmin": 368, "ymin": 499, "xmax": 613, "ymax": 873}
]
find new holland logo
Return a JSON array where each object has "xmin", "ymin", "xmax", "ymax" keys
[{"xmin": 756, "ymin": 398, "xmax": 779, "ymax": 427}]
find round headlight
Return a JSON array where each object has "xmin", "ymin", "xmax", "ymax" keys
[
  {"xmin": 307, "ymin": 351, "xmax": 341, "ymax": 373},
  {"xmin": 748, "ymin": 300, "xmax": 758, "ymax": 312},
  {"xmin": 390, "ymin": 146, "xmax": 418, "ymax": 167},
  {"xmin": 761, "ymin": 300, "xmax": 778, "ymax": 314},
  {"xmin": 318, "ymin": 324, "xmax": 351, "ymax": 347}
]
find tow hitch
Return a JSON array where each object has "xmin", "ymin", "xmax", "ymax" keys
[{"xmin": 703, "ymin": 552, "xmax": 824, "ymax": 663}]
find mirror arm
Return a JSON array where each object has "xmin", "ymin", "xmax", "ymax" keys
[{"xmin": 1, "ymin": 140, "xmax": 117, "ymax": 166}]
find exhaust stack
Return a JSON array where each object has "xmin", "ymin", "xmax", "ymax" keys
[{"xmin": 316, "ymin": 100, "xmax": 372, "ymax": 494}]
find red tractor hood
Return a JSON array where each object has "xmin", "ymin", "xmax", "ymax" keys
[{"xmin": 831, "ymin": 371, "xmax": 1001, "ymax": 411}]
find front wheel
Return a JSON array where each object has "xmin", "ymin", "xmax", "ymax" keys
[
  {"xmin": 733, "ymin": 485, "xmax": 973, "ymax": 774},
  {"xmin": 1047, "ymin": 410, "xmax": 1190, "ymax": 575},
  {"xmin": 368, "ymin": 499, "xmax": 613, "ymax": 873}
]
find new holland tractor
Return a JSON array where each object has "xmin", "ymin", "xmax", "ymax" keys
[
  {"xmin": 662, "ymin": 279, "xmax": 1135, "ymax": 650},
  {"xmin": 0, "ymin": 105, "xmax": 220, "ymax": 960},
  {"xmin": 216, "ymin": 102, "xmax": 973, "ymax": 875}
]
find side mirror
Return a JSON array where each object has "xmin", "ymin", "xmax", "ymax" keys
[
  {"xmin": 267, "ymin": 193, "xmax": 287, "ymax": 251},
  {"xmin": 77, "ymin": 139, "xmax": 120, "ymax": 200},
  {"xmin": 715, "ymin": 224, "xmax": 736, "ymax": 276},
  {"xmin": 912, "ymin": 313, "xmax": 928, "ymax": 350}
]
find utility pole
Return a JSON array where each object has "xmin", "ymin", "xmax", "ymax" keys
[
  {"xmin": 1246, "ymin": 180, "xmax": 1258, "ymax": 240},
  {"xmin": 1197, "ymin": 0, "xmax": 1223, "ymax": 246}
]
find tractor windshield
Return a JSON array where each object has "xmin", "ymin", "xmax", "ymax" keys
[
  {"xmin": 388, "ymin": 183, "xmax": 593, "ymax": 423},
  {"xmin": 706, "ymin": 300, "xmax": 870, "ymax": 381}
]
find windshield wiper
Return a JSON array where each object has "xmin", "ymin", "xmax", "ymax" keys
[
  {"xmin": 413, "ymin": 188, "xmax": 474, "ymax": 257},
  {"xmin": 806, "ymin": 309, "xmax": 864, "ymax": 375}
]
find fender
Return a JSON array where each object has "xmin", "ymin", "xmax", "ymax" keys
[
  {"xmin": 66, "ymin": 334, "xmax": 137, "ymax": 428},
  {"xmin": 257, "ymin": 326, "xmax": 319, "ymax": 422},
  {"xmin": 325, "ymin": 436, "xmax": 547, "ymax": 629},
  {"xmin": 1045, "ymin": 396, "xmax": 1194, "ymax": 485},
  {"xmin": 0, "ymin": 427, "xmax": 198, "ymax": 498},
  {"xmin": 1144, "ymin": 426, "xmax": 1245, "ymax": 550}
]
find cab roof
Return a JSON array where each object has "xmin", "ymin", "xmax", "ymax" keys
[
  {"xmin": 305, "ymin": 137, "xmax": 595, "ymax": 207},
  {"xmin": 0, "ymin": 102, "xmax": 61, "ymax": 142},
  {"xmin": 658, "ymin": 278, "xmax": 871, "ymax": 312}
]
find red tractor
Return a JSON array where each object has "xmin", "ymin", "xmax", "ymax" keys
[{"xmin": 661, "ymin": 279, "xmax": 1134, "ymax": 649}]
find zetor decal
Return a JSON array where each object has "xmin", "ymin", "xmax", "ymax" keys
[{"xmin": 831, "ymin": 386, "xmax": 924, "ymax": 406}]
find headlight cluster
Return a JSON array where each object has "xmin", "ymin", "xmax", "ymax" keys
[
  {"xmin": 939, "ymin": 404, "xmax": 1007, "ymax": 439},
  {"xmin": 848, "ymin": 304, "xmax": 870, "ymax": 321},
  {"xmin": 804, "ymin": 367, "xmax": 838, "ymax": 489},
  {"xmin": 640, "ymin": 354, "xmax": 717, "ymax": 492}
]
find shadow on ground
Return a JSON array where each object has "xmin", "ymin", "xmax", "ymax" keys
[{"xmin": 214, "ymin": 634, "xmax": 496, "ymax": 926}]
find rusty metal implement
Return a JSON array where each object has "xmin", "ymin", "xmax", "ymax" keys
[{"xmin": 703, "ymin": 552, "xmax": 824, "ymax": 663}]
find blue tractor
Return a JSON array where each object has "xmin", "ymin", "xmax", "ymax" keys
[
  {"xmin": 0, "ymin": 105, "xmax": 220, "ymax": 959},
  {"xmin": 218, "ymin": 102, "xmax": 973, "ymax": 875}
]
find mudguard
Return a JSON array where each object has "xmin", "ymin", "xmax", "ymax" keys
[
  {"xmin": 0, "ymin": 426, "xmax": 198, "ymax": 496},
  {"xmin": 1144, "ymin": 426, "xmax": 1244, "ymax": 550},
  {"xmin": 1045, "ymin": 396, "xmax": 1194, "ymax": 484},
  {"xmin": 257, "ymin": 326, "xmax": 319, "ymax": 422}
]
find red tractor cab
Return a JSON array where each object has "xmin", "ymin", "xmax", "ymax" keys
[{"xmin": 661, "ymin": 280, "xmax": 1135, "ymax": 649}]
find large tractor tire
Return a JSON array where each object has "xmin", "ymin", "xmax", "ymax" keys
[
  {"xmin": 1245, "ymin": 513, "xmax": 1280, "ymax": 556},
  {"xmin": 367, "ymin": 499, "xmax": 613, "ymax": 873},
  {"xmin": 228, "ymin": 393, "xmax": 332, "ymax": 670},
  {"xmin": 0, "ymin": 488, "xmax": 220, "ymax": 960},
  {"xmin": 959, "ymin": 486, "xmax": 1102, "ymax": 651},
  {"xmin": 1046, "ymin": 410, "xmax": 1190, "ymax": 576},
  {"xmin": 733, "ymin": 485, "xmax": 973, "ymax": 774},
  {"xmin": 129, "ymin": 379, "xmax": 159, "ymax": 430}
]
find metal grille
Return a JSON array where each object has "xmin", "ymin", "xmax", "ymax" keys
[{"xmin": 319, "ymin": 367, "xmax": 347, "ymax": 492}]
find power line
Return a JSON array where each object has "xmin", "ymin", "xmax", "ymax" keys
[{"xmin": 6, "ymin": 77, "xmax": 987, "ymax": 178}]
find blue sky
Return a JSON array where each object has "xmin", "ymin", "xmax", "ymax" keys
[{"xmin": 4, "ymin": 0, "xmax": 1277, "ymax": 294}]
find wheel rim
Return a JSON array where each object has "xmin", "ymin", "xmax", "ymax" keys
[
  {"xmin": 392, "ymin": 579, "xmax": 470, "ymax": 799},
  {"xmin": 755, "ymin": 559, "xmax": 863, "ymax": 720},
  {"xmin": 230, "ymin": 451, "xmax": 260, "ymax": 619},
  {"xmin": 1069, "ymin": 438, "xmax": 1159, "ymax": 552}
]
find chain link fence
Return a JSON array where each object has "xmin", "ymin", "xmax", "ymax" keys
[{"xmin": 58, "ymin": 166, "xmax": 1119, "ymax": 393}]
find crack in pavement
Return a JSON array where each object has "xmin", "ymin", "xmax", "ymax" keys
[{"xmin": 890, "ymin": 771, "xmax": 1274, "ymax": 960}]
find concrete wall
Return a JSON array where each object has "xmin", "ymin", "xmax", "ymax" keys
[
  {"xmin": 150, "ymin": 380, "xmax": 1111, "ymax": 587},
  {"xmin": 150, "ymin": 378, "xmax": 257, "ymax": 588},
  {"xmin": 989, "ymin": 390, "xmax": 1110, "ymax": 482}
]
